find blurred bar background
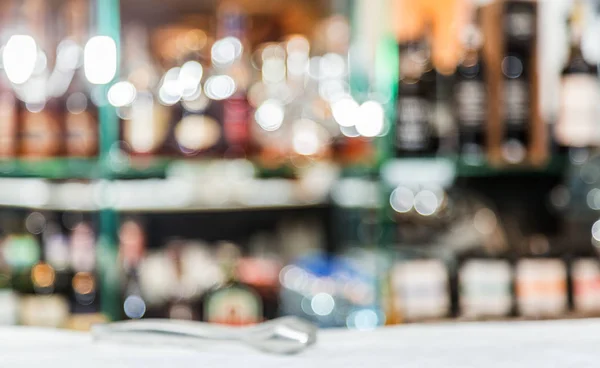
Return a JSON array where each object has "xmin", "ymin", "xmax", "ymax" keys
[{"xmin": 0, "ymin": 0, "xmax": 599, "ymax": 331}]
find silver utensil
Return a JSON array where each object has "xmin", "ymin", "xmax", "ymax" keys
[{"xmin": 92, "ymin": 316, "xmax": 317, "ymax": 355}]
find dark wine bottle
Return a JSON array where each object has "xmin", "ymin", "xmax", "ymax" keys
[
  {"xmin": 455, "ymin": 20, "xmax": 487, "ymax": 165},
  {"xmin": 395, "ymin": 38, "xmax": 438, "ymax": 157},
  {"xmin": 17, "ymin": 0, "xmax": 62, "ymax": 159},
  {"xmin": 61, "ymin": 0, "xmax": 98, "ymax": 158},
  {"xmin": 202, "ymin": 242, "xmax": 263, "ymax": 325},
  {"xmin": 556, "ymin": 0, "xmax": 599, "ymax": 149},
  {"xmin": 500, "ymin": 1, "xmax": 536, "ymax": 164}
]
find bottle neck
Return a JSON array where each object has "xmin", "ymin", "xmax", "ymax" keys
[{"xmin": 64, "ymin": 0, "xmax": 88, "ymax": 45}]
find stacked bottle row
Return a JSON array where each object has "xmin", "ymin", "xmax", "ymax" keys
[
  {"xmin": 0, "ymin": 210, "xmax": 102, "ymax": 329},
  {"xmin": 387, "ymin": 257, "xmax": 600, "ymax": 323},
  {"xmin": 394, "ymin": 0, "xmax": 598, "ymax": 165},
  {"xmin": 114, "ymin": 2, "xmax": 373, "ymax": 170},
  {"xmin": 0, "ymin": 0, "xmax": 98, "ymax": 160}
]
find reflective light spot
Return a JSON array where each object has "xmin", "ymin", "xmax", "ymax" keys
[
  {"xmin": 159, "ymin": 80, "xmax": 184, "ymax": 105},
  {"xmin": 84, "ymin": 36, "xmax": 117, "ymax": 84},
  {"xmin": 280, "ymin": 265, "xmax": 307, "ymax": 291},
  {"xmin": 262, "ymin": 58, "xmax": 286, "ymax": 84},
  {"xmin": 331, "ymin": 97, "xmax": 359, "ymax": 127},
  {"xmin": 56, "ymin": 40, "xmax": 83, "ymax": 71},
  {"xmin": 593, "ymin": 220, "xmax": 600, "ymax": 243},
  {"xmin": 33, "ymin": 51, "xmax": 47, "ymax": 75},
  {"xmin": 474, "ymin": 208, "xmax": 497, "ymax": 235},
  {"xmin": 31, "ymin": 263, "xmax": 55, "ymax": 289},
  {"xmin": 211, "ymin": 37, "xmax": 243, "ymax": 66},
  {"xmin": 292, "ymin": 119, "xmax": 320, "ymax": 156},
  {"xmin": 501, "ymin": 139, "xmax": 526, "ymax": 164},
  {"xmin": 204, "ymin": 75, "xmax": 236, "ymax": 100},
  {"xmin": 301, "ymin": 297, "xmax": 316, "ymax": 316},
  {"xmin": 179, "ymin": 61, "xmax": 203, "ymax": 98},
  {"xmin": 124, "ymin": 295, "xmax": 146, "ymax": 319},
  {"xmin": 255, "ymin": 99, "xmax": 284, "ymax": 131},
  {"xmin": 414, "ymin": 190, "xmax": 439, "ymax": 216},
  {"xmin": 72, "ymin": 272, "xmax": 95, "ymax": 295},
  {"xmin": 311, "ymin": 292, "xmax": 335, "ymax": 316},
  {"xmin": 530, "ymin": 234, "xmax": 550, "ymax": 255},
  {"xmin": 340, "ymin": 125, "xmax": 360, "ymax": 137},
  {"xmin": 286, "ymin": 35, "xmax": 310, "ymax": 55},
  {"xmin": 550, "ymin": 185, "xmax": 570, "ymax": 209},
  {"xmin": 286, "ymin": 52, "xmax": 309, "ymax": 77},
  {"xmin": 182, "ymin": 90, "xmax": 210, "ymax": 112},
  {"xmin": 569, "ymin": 148, "xmax": 589, "ymax": 165},
  {"xmin": 307, "ymin": 56, "xmax": 322, "ymax": 79},
  {"xmin": 581, "ymin": 164, "xmax": 600, "ymax": 185},
  {"xmin": 319, "ymin": 53, "xmax": 346, "ymax": 79},
  {"xmin": 66, "ymin": 92, "xmax": 88, "ymax": 114},
  {"xmin": 501, "ymin": 56, "xmax": 523, "ymax": 79},
  {"xmin": 319, "ymin": 80, "xmax": 349, "ymax": 102},
  {"xmin": 3, "ymin": 35, "xmax": 37, "ymax": 84},
  {"xmin": 175, "ymin": 115, "xmax": 221, "ymax": 151},
  {"xmin": 347, "ymin": 309, "xmax": 379, "ymax": 331},
  {"xmin": 356, "ymin": 101, "xmax": 385, "ymax": 137},
  {"xmin": 25, "ymin": 212, "xmax": 46, "ymax": 235},
  {"xmin": 390, "ymin": 186, "xmax": 414, "ymax": 213},
  {"xmin": 108, "ymin": 81, "xmax": 137, "ymax": 107}
]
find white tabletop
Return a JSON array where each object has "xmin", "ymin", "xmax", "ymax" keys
[{"xmin": 1, "ymin": 318, "xmax": 600, "ymax": 367}]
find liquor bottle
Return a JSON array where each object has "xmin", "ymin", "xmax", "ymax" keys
[
  {"xmin": 41, "ymin": 218, "xmax": 71, "ymax": 296},
  {"xmin": 515, "ymin": 235, "xmax": 568, "ymax": 318},
  {"xmin": 162, "ymin": 239, "xmax": 200, "ymax": 321},
  {"xmin": 572, "ymin": 258, "xmax": 600, "ymax": 315},
  {"xmin": 202, "ymin": 242, "xmax": 262, "ymax": 325},
  {"xmin": 390, "ymin": 258, "xmax": 450, "ymax": 322},
  {"xmin": 395, "ymin": 36, "xmax": 438, "ymax": 156},
  {"xmin": 211, "ymin": 0, "xmax": 253, "ymax": 158},
  {"xmin": 61, "ymin": 0, "xmax": 98, "ymax": 158},
  {"xmin": 17, "ymin": 0, "xmax": 62, "ymax": 159},
  {"xmin": 237, "ymin": 233, "xmax": 282, "ymax": 320},
  {"xmin": 10, "ymin": 212, "xmax": 70, "ymax": 327},
  {"xmin": 500, "ymin": 1, "xmax": 536, "ymax": 164},
  {"xmin": 0, "ymin": 0, "xmax": 18, "ymax": 159},
  {"xmin": 154, "ymin": 26, "xmax": 217, "ymax": 157},
  {"xmin": 555, "ymin": 0, "xmax": 599, "ymax": 149},
  {"xmin": 121, "ymin": 24, "xmax": 169, "ymax": 156},
  {"xmin": 457, "ymin": 248, "xmax": 513, "ymax": 319},
  {"xmin": 119, "ymin": 219, "xmax": 148, "ymax": 320},
  {"xmin": 455, "ymin": 17, "xmax": 487, "ymax": 165},
  {"xmin": 68, "ymin": 222, "xmax": 99, "ymax": 317}
]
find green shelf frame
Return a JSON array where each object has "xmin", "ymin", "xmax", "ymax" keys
[
  {"xmin": 96, "ymin": 0, "xmax": 121, "ymax": 322},
  {"xmin": 0, "ymin": 159, "xmax": 98, "ymax": 179}
]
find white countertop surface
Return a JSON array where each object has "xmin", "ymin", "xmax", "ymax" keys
[{"xmin": 1, "ymin": 319, "xmax": 600, "ymax": 367}]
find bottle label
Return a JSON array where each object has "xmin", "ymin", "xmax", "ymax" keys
[
  {"xmin": 455, "ymin": 80, "xmax": 486, "ymax": 127},
  {"xmin": 556, "ymin": 75, "xmax": 600, "ymax": 147},
  {"xmin": 21, "ymin": 111, "xmax": 61, "ymax": 157},
  {"xmin": 505, "ymin": 8, "xmax": 534, "ymax": 41},
  {"xmin": 459, "ymin": 260, "xmax": 512, "ymax": 318},
  {"xmin": 515, "ymin": 259, "xmax": 567, "ymax": 317},
  {"xmin": 204, "ymin": 285, "xmax": 262, "ymax": 325},
  {"xmin": 19, "ymin": 295, "xmax": 70, "ymax": 327},
  {"xmin": 223, "ymin": 95, "xmax": 250, "ymax": 149},
  {"xmin": 572, "ymin": 259, "xmax": 600, "ymax": 313},
  {"xmin": 396, "ymin": 97, "xmax": 430, "ymax": 151},
  {"xmin": 503, "ymin": 79, "xmax": 529, "ymax": 126},
  {"xmin": 66, "ymin": 111, "xmax": 97, "ymax": 157},
  {"xmin": 391, "ymin": 260, "xmax": 449, "ymax": 320}
]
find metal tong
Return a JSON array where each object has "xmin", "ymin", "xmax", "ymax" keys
[{"xmin": 92, "ymin": 316, "xmax": 317, "ymax": 355}]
